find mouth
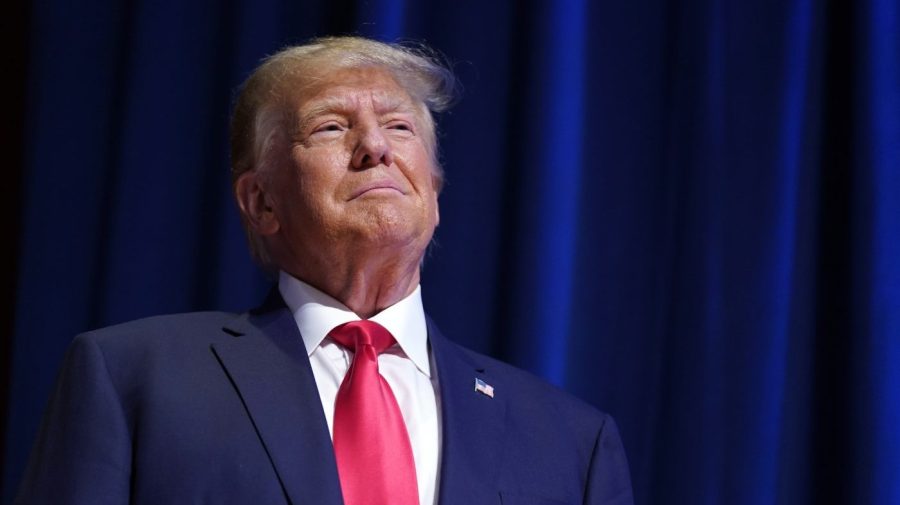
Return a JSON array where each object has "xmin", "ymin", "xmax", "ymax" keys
[{"xmin": 348, "ymin": 181, "xmax": 406, "ymax": 200}]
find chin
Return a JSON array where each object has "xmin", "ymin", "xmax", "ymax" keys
[
  {"xmin": 336, "ymin": 197, "xmax": 429, "ymax": 240},
  {"xmin": 355, "ymin": 210, "xmax": 431, "ymax": 247}
]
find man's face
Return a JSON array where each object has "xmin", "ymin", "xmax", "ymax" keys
[{"xmin": 259, "ymin": 66, "xmax": 440, "ymax": 269}]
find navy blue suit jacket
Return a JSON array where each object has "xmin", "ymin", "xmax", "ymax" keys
[{"xmin": 16, "ymin": 292, "xmax": 633, "ymax": 504}]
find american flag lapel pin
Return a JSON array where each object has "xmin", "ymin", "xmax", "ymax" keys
[{"xmin": 474, "ymin": 378, "xmax": 495, "ymax": 398}]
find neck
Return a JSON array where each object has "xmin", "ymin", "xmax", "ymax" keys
[
  {"xmin": 282, "ymin": 248, "xmax": 423, "ymax": 319},
  {"xmin": 329, "ymin": 263, "xmax": 421, "ymax": 319}
]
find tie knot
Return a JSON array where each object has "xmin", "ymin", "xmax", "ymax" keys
[{"xmin": 328, "ymin": 320, "xmax": 397, "ymax": 354}]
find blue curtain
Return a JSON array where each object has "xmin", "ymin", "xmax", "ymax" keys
[{"xmin": 5, "ymin": 0, "xmax": 899, "ymax": 504}]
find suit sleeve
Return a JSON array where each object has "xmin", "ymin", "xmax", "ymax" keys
[
  {"xmin": 14, "ymin": 333, "xmax": 132, "ymax": 505},
  {"xmin": 584, "ymin": 415, "xmax": 634, "ymax": 505}
]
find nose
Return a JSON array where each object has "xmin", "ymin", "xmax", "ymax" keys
[{"xmin": 351, "ymin": 122, "xmax": 394, "ymax": 169}]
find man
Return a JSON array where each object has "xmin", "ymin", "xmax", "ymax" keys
[{"xmin": 15, "ymin": 37, "xmax": 633, "ymax": 504}]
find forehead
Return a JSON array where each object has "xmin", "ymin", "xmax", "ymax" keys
[{"xmin": 286, "ymin": 66, "xmax": 418, "ymax": 114}]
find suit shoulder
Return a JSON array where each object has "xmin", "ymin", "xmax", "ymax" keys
[
  {"xmin": 447, "ymin": 340, "xmax": 610, "ymax": 426},
  {"xmin": 74, "ymin": 311, "xmax": 241, "ymax": 353},
  {"xmin": 63, "ymin": 311, "xmax": 249, "ymax": 402}
]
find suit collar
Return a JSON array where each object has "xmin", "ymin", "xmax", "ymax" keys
[
  {"xmin": 278, "ymin": 272, "xmax": 432, "ymax": 377},
  {"xmin": 429, "ymin": 318, "xmax": 508, "ymax": 504},
  {"xmin": 215, "ymin": 290, "xmax": 343, "ymax": 505}
]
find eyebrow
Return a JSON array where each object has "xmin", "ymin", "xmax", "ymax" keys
[{"xmin": 294, "ymin": 93, "xmax": 419, "ymax": 133}]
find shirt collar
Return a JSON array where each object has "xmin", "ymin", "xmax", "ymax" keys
[{"xmin": 278, "ymin": 270, "xmax": 431, "ymax": 377}]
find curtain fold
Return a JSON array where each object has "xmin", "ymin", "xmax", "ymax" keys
[
  {"xmin": 503, "ymin": 0, "xmax": 588, "ymax": 385},
  {"xmin": 856, "ymin": 0, "xmax": 900, "ymax": 503}
]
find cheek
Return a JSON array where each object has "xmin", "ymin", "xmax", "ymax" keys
[
  {"xmin": 397, "ymin": 144, "xmax": 437, "ymax": 184},
  {"xmin": 290, "ymin": 150, "xmax": 347, "ymax": 191}
]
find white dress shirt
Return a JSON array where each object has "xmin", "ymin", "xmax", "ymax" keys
[{"xmin": 278, "ymin": 271, "xmax": 441, "ymax": 505}]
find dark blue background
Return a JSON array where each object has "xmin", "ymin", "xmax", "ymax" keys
[{"xmin": 3, "ymin": 0, "xmax": 900, "ymax": 504}]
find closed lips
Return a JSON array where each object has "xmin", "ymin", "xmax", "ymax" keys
[{"xmin": 349, "ymin": 182, "xmax": 405, "ymax": 199}]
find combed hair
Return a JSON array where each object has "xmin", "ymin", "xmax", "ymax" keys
[{"xmin": 229, "ymin": 36, "xmax": 459, "ymax": 268}]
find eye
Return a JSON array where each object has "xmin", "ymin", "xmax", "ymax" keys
[
  {"xmin": 313, "ymin": 122, "xmax": 344, "ymax": 134},
  {"xmin": 385, "ymin": 120, "xmax": 414, "ymax": 134}
]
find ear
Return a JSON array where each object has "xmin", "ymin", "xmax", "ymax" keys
[
  {"xmin": 431, "ymin": 176, "xmax": 441, "ymax": 227},
  {"xmin": 433, "ymin": 193, "xmax": 440, "ymax": 227},
  {"xmin": 234, "ymin": 171, "xmax": 280, "ymax": 236}
]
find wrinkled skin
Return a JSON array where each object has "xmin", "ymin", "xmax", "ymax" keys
[{"xmin": 235, "ymin": 67, "xmax": 440, "ymax": 317}]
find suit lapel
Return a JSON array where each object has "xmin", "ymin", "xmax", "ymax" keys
[
  {"xmin": 211, "ymin": 296, "xmax": 506, "ymax": 505},
  {"xmin": 212, "ymin": 292, "xmax": 343, "ymax": 505},
  {"xmin": 429, "ymin": 319, "xmax": 507, "ymax": 505}
]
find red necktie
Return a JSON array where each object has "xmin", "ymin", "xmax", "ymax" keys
[{"xmin": 329, "ymin": 320, "xmax": 419, "ymax": 505}]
